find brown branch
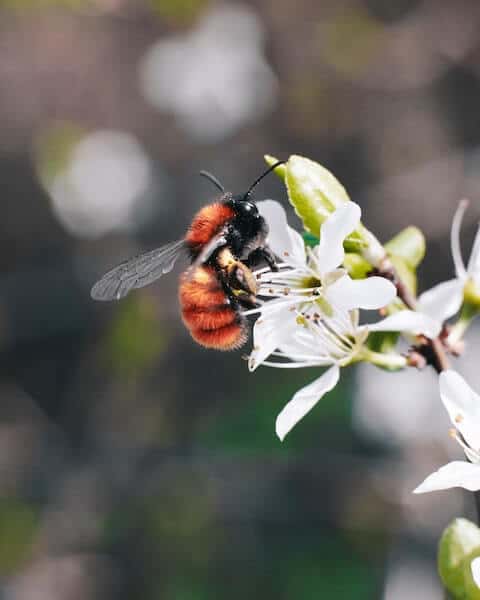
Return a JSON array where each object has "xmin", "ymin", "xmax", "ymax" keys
[
  {"xmin": 429, "ymin": 337, "xmax": 450, "ymax": 373},
  {"xmin": 378, "ymin": 258, "xmax": 450, "ymax": 374}
]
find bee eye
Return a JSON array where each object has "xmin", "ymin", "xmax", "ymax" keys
[{"xmin": 242, "ymin": 201, "xmax": 257, "ymax": 215}]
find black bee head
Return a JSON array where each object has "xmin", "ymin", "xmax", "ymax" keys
[{"xmin": 231, "ymin": 196, "xmax": 259, "ymax": 219}]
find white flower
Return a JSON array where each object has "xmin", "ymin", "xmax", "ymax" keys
[
  {"xmin": 249, "ymin": 304, "xmax": 437, "ymax": 441},
  {"xmin": 414, "ymin": 370, "xmax": 480, "ymax": 493},
  {"xmin": 255, "ymin": 199, "xmax": 396, "ymax": 314},
  {"xmin": 247, "ymin": 200, "xmax": 440, "ymax": 441},
  {"xmin": 248, "ymin": 305, "xmax": 362, "ymax": 441},
  {"xmin": 472, "ymin": 557, "xmax": 480, "ymax": 589},
  {"xmin": 417, "ymin": 200, "xmax": 478, "ymax": 323}
]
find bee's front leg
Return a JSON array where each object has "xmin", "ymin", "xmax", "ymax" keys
[
  {"xmin": 236, "ymin": 293, "xmax": 258, "ymax": 310},
  {"xmin": 245, "ymin": 246, "xmax": 278, "ymax": 271}
]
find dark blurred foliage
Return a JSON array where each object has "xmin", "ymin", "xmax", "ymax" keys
[{"xmin": 0, "ymin": 0, "xmax": 479, "ymax": 597}]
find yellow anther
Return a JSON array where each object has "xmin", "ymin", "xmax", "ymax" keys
[{"xmin": 448, "ymin": 428, "xmax": 458, "ymax": 439}]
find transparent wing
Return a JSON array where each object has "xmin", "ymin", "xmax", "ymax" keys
[{"xmin": 91, "ymin": 239, "xmax": 186, "ymax": 301}]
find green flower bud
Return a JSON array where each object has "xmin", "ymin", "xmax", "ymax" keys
[
  {"xmin": 265, "ymin": 154, "xmax": 389, "ymax": 266},
  {"xmin": 463, "ymin": 549, "xmax": 480, "ymax": 600},
  {"xmin": 284, "ymin": 154, "xmax": 350, "ymax": 234},
  {"xmin": 343, "ymin": 253, "xmax": 371, "ymax": 279},
  {"xmin": 438, "ymin": 518, "xmax": 480, "ymax": 599},
  {"xmin": 385, "ymin": 226, "xmax": 426, "ymax": 270},
  {"xmin": 264, "ymin": 154, "xmax": 286, "ymax": 180}
]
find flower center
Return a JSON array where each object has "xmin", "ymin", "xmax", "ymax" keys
[{"xmin": 297, "ymin": 308, "xmax": 361, "ymax": 365}]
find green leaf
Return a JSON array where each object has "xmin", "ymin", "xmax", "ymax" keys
[
  {"xmin": 284, "ymin": 155, "xmax": 350, "ymax": 235},
  {"xmin": 439, "ymin": 518, "xmax": 480, "ymax": 599},
  {"xmin": 385, "ymin": 226, "xmax": 425, "ymax": 269},
  {"xmin": 302, "ymin": 231, "xmax": 319, "ymax": 248}
]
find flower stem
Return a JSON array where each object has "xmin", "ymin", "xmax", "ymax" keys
[
  {"xmin": 357, "ymin": 223, "xmax": 387, "ymax": 266},
  {"xmin": 429, "ymin": 337, "xmax": 450, "ymax": 373},
  {"xmin": 377, "ymin": 257, "xmax": 450, "ymax": 373},
  {"xmin": 360, "ymin": 348, "xmax": 408, "ymax": 370}
]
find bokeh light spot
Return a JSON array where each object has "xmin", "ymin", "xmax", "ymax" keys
[
  {"xmin": 139, "ymin": 4, "xmax": 278, "ymax": 142},
  {"xmin": 35, "ymin": 124, "xmax": 155, "ymax": 239}
]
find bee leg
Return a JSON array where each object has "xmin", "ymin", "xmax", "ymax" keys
[
  {"xmin": 237, "ymin": 294, "xmax": 258, "ymax": 309},
  {"xmin": 245, "ymin": 246, "xmax": 278, "ymax": 271},
  {"xmin": 232, "ymin": 265, "xmax": 257, "ymax": 295},
  {"xmin": 262, "ymin": 246, "xmax": 279, "ymax": 272}
]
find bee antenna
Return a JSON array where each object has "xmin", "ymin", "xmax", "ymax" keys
[
  {"xmin": 199, "ymin": 170, "xmax": 225, "ymax": 193},
  {"xmin": 243, "ymin": 161, "xmax": 285, "ymax": 201}
]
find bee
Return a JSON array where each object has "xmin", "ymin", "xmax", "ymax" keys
[{"xmin": 90, "ymin": 162, "xmax": 284, "ymax": 350}]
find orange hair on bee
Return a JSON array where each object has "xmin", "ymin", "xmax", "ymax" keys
[
  {"xmin": 179, "ymin": 268, "xmax": 227, "ymax": 309},
  {"xmin": 179, "ymin": 265, "xmax": 247, "ymax": 351},
  {"xmin": 185, "ymin": 203, "xmax": 235, "ymax": 251},
  {"xmin": 189, "ymin": 322, "xmax": 248, "ymax": 350},
  {"xmin": 182, "ymin": 306, "xmax": 237, "ymax": 331}
]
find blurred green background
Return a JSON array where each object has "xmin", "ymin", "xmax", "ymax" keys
[{"xmin": 1, "ymin": 0, "xmax": 480, "ymax": 598}]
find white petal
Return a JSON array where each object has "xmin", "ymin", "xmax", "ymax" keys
[
  {"xmin": 451, "ymin": 199, "xmax": 468, "ymax": 279},
  {"xmin": 417, "ymin": 279, "xmax": 464, "ymax": 323},
  {"xmin": 316, "ymin": 202, "xmax": 361, "ymax": 277},
  {"xmin": 440, "ymin": 370, "xmax": 480, "ymax": 451},
  {"xmin": 257, "ymin": 200, "xmax": 306, "ymax": 267},
  {"xmin": 249, "ymin": 309, "xmax": 296, "ymax": 371},
  {"xmin": 468, "ymin": 224, "xmax": 480, "ymax": 281},
  {"xmin": 278, "ymin": 325, "xmax": 337, "ymax": 364},
  {"xmin": 471, "ymin": 557, "xmax": 480, "ymax": 589},
  {"xmin": 326, "ymin": 274, "xmax": 396, "ymax": 311},
  {"xmin": 413, "ymin": 461, "xmax": 480, "ymax": 493},
  {"xmin": 275, "ymin": 365, "xmax": 340, "ymax": 441},
  {"xmin": 365, "ymin": 310, "xmax": 441, "ymax": 339}
]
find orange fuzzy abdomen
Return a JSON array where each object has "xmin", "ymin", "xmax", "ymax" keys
[
  {"xmin": 179, "ymin": 266, "xmax": 247, "ymax": 351},
  {"xmin": 185, "ymin": 203, "xmax": 235, "ymax": 252}
]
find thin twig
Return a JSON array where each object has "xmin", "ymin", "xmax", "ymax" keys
[
  {"xmin": 378, "ymin": 258, "xmax": 450, "ymax": 374},
  {"xmin": 429, "ymin": 337, "xmax": 450, "ymax": 373}
]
